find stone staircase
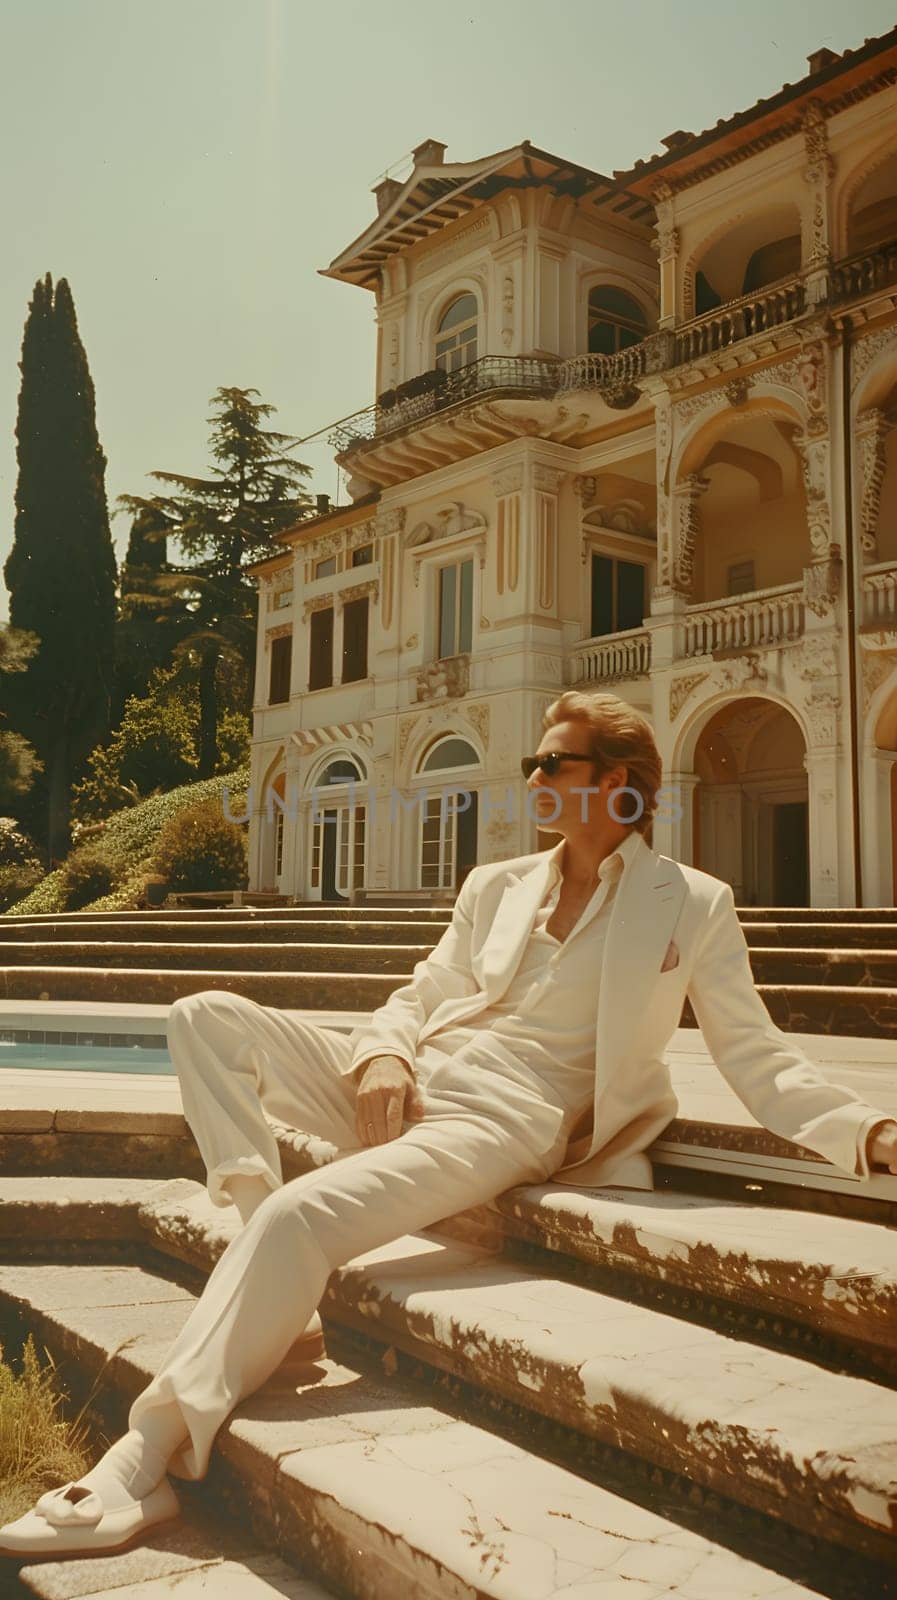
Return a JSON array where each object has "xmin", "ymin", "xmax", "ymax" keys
[
  {"xmin": 1, "ymin": 898, "xmax": 897, "ymax": 1036},
  {"xmin": 2, "ymin": 898, "xmax": 896, "ymax": 1593},
  {"xmin": 2, "ymin": 1105, "xmax": 897, "ymax": 1598}
]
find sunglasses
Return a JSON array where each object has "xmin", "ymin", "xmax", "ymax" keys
[{"xmin": 520, "ymin": 753, "xmax": 597, "ymax": 780}]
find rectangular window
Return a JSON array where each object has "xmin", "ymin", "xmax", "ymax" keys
[
  {"xmin": 590, "ymin": 553, "xmax": 646, "ymax": 637},
  {"xmin": 274, "ymin": 811, "xmax": 284, "ymax": 877},
  {"xmin": 341, "ymin": 595, "xmax": 369, "ymax": 683},
  {"xmin": 727, "ymin": 559, "xmax": 756, "ymax": 596},
  {"xmin": 268, "ymin": 634, "xmax": 292, "ymax": 704},
  {"xmin": 351, "ymin": 544, "xmax": 373, "ymax": 567},
  {"xmin": 272, "ymin": 586, "xmax": 293, "ymax": 610},
  {"xmin": 308, "ymin": 607, "xmax": 334, "ymax": 690},
  {"xmin": 437, "ymin": 558, "xmax": 473, "ymax": 659},
  {"xmin": 315, "ymin": 556, "xmax": 337, "ymax": 579}
]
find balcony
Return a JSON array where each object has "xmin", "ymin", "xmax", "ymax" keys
[
  {"xmin": 673, "ymin": 275, "xmax": 805, "ymax": 366},
  {"xmin": 329, "ymin": 350, "xmax": 643, "ymax": 453},
  {"xmin": 683, "ymin": 582, "xmax": 805, "ymax": 657},
  {"xmin": 567, "ymin": 626, "xmax": 652, "ymax": 684},
  {"xmin": 832, "ymin": 237, "xmax": 897, "ymax": 302},
  {"xmin": 862, "ymin": 561, "xmax": 897, "ymax": 629},
  {"xmin": 318, "ymin": 239, "xmax": 897, "ymax": 481}
]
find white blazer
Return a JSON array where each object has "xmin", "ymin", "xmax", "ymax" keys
[{"xmin": 347, "ymin": 832, "xmax": 888, "ymax": 1189}]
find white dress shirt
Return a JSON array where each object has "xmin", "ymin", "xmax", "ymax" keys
[{"xmin": 417, "ymin": 831, "xmax": 643, "ymax": 1145}]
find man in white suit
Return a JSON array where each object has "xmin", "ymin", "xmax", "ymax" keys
[{"xmin": 4, "ymin": 691, "xmax": 896, "ymax": 1559}]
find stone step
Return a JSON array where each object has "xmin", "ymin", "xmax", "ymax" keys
[
  {"xmin": 1, "ymin": 905, "xmax": 455, "ymax": 926},
  {"xmin": 3, "ymin": 1171, "xmax": 896, "ymax": 1377},
  {"xmin": 7, "ymin": 939, "xmax": 897, "ymax": 991},
  {"xmin": 2, "ymin": 1213, "xmax": 897, "ymax": 1576},
  {"xmin": 0, "ymin": 1254, "xmax": 844, "ymax": 1600},
  {"xmin": 4, "ymin": 1027, "xmax": 896, "ymax": 1216},
  {"xmin": 0, "ymin": 918, "xmax": 447, "ymax": 946},
  {"xmin": 0, "ymin": 941, "xmax": 429, "ymax": 975},
  {"xmin": 5, "ymin": 964, "xmax": 897, "ymax": 1037},
  {"xmin": 15, "ymin": 1485, "xmax": 335, "ymax": 1599},
  {"xmin": 741, "ymin": 921, "xmax": 897, "ymax": 951}
]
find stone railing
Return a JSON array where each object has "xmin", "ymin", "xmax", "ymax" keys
[
  {"xmin": 831, "ymin": 237, "xmax": 897, "ymax": 302},
  {"xmin": 683, "ymin": 583, "xmax": 804, "ymax": 657},
  {"xmin": 674, "ymin": 276, "xmax": 806, "ymax": 365},
  {"xmin": 321, "ymin": 242, "xmax": 896, "ymax": 457},
  {"xmin": 862, "ymin": 562, "xmax": 897, "ymax": 627},
  {"xmin": 567, "ymin": 626, "xmax": 652, "ymax": 684},
  {"xmin": 329, "ymin": 349, "xmax": 649, "ymax": 451}
]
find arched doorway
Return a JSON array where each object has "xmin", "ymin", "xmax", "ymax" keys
[
  {"xmin": 693, "ymin": 698, "xmax": 808, "ymax": 905},
  {"xmin": 308, "ymin": 755, "xmax": 367, "ymax": 903},
  {"xmin": 414, "ymin": 735, "xmax": 480, "ymax": 890}
]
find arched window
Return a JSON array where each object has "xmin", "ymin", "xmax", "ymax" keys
[
  {"xmin": 435, "ymin": 294, "xmax": 478, "ymax": 373},
  {"xmin": 587, "ymin": 286, "xmax": 647, "ymax": 355},
  {"xmin": 318, "ymin": 757, "xmax": 364, "ymax": 787},
  {"xmin": 420, "ymin": 736, "xmax": 479, "ymax": 773}
]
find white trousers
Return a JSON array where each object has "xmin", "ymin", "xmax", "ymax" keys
[{"xmin": 128, "ymin": 990, "xmax": 572, "ymax": 1481}]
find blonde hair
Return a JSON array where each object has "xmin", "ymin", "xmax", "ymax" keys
[{"xmin": 541, "ymin": 690, "xmax": 663, "ymax": 839}]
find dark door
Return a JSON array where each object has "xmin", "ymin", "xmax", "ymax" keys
[
  {"xmin": 772, "ymin": 801, "xmax": 809, "ymax": 906},
  {"xmin": 455, "ymin": 791, "xmax": 478, "ymax": 889},
  {"xmin": 321, "ymin": 809, "xmax": 347, "ymax": 902}
]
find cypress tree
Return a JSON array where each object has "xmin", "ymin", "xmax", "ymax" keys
[{"xmin": 4, "ymin": 274, "xmax": 117, "ymax": 860}]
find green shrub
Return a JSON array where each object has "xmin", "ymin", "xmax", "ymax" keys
[
  {"xmin": 0, "ymin": 817, "xmax": 41, "ymax": 869},
  {"xmin": 5, "ymin": 767, "xmax": 249, "ymax": 916},
  {"xmin": 0, "ymin": 861, "xmax": 43, "ymax": 910},
  {"xmin": 152, "ymin": 795, "xmax": 248, "ymax": 892},
  {"xmin": 59, "ymin": 844, "xmax": 117, "ymax": 910}
]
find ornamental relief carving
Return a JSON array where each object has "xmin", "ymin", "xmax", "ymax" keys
[
  {"xmin": 669, "ymin": 671, "xmax": 710, "ymax": 720},
  {"xmin": 467, "ymin": 701, "xmax": 490, "ymax": 748},
  {"xmin": 302, "ymin": 594, "xmax": 335, "ymax": 619},
  {"xmin": 533, "ymin": 464, "xmax": 565, "ymax": 494},
  {"xmin": 265, "ymin": 623, "xmax": 293, "ymax": 642},
  {"xmin": 861, "ymin": 645, "xmax": 897, "ymax": 711},
  {"xmin": 340, "ymin": 580, "xmax": 380, "ymax": 606},
  {"xmin": 713, "ymin": 655, "xmax": 767, "ymax": 694},
  {"xmin": 794, "ymin": 434, "xmax": 834, "ymax": 558},
  {"xmin": 803, "ymin": 689, "xmax": 840, "ymax": 747},
  {"xmin": 797, "ymin": 631, "xmax": 839, "ymax": 682},
  {"xmin": 405, "ymin": 502, "xmax": 488, "ymax": 548},
  {"xmin": 415, "ymin": 654, "xmax": 470, "ymax": 703},
  {"xmin": 493, "ymin": 465, "xmax": 523, "ymax": 497},
  {"xmin": 856, "ymin": 408, "xmax": 890, "ymax": 561},
  {"xmin": 851, "ymin": 326, "xmax": 897, "ymax": 396},
  {"xmin": 374, "ymin": 507, "xmax": 406, "ymax": 540},
  {"xmin": 802, "ymin": 557, "xmax": 842, "ymax": 618}
]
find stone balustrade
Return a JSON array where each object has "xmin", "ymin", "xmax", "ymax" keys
[
  {"xmin": 567, "ymin": 626, "xmax": 652, "ymax": 684},
  {"xmin": 674, "ymin": 275, "xmax": 805, "ymax": 365},
  {"xmin": 683, "ymin": 582, "xmax": 805, "ymax": 656},
  {"xmin": 862, "ymin": 562, "xmax": 897, "ymax": 628}
]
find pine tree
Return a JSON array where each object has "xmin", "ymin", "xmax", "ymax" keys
[
  {"xmin": 117, "ymin": 386, "xmax": 312, "ymax": 775},
  {"xmin": 114, "ymin": 506, "xmax": 187, "ymax": 717},
  {"xmin": 3, "ymin": 274, "xmax": 117, "ymax": 859}
]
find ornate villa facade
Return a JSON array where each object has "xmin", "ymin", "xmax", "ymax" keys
[{"xmin": 249, "ymin": 30, "xmax": 897, "ymax": 907}]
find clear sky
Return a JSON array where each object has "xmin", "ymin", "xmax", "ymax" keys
[{"xmin": 1, "ymin": 0, "xmax": 895, "ymax": 622}]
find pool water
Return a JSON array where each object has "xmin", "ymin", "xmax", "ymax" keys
[{"xmin": 0, "ymin": 1039, "xmax": 173, "ymax": 1075}]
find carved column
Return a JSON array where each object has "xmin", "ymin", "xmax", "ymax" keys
[
  {"xmin": 374, "ymin": 508, "xmax": 404, "ymax": 633},
  {"xmin": 652, "ymin": 181, "xmax": 680, "ymax": 329},
  {"xmin": 671, "ymin": 474, "xmax": 709, "ymax": 595},
  {"xmin": 801, "ymin": 101, "xmax": 834, "ymax": 310},
  {"xmin": 856, "ymin": 408, "xmax": 890, "ymax": 565},
  {"xmin": 492, "ymin": 465, "xmax": 523, "ymax": 597},
  {"xmin": 532, "ymin": 464, "xmax": 563, "ymax": 615}
]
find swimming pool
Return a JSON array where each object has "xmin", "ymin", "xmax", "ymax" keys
[{"xmin": 0, "ymin": 1035, "xmax": 173, "ymax": 1075}]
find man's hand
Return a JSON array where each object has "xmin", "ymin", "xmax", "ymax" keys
[
  {"xmin": 867, "ymin": 1119, "xmax": 897, "ymax": 1174},
  {"xmin": 355, "ymin": 1056, "xmax": 425, "ymax": 1147}
]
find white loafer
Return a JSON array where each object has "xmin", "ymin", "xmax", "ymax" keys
[{"xmin": 0, "ymin": 1476, "xmax": 180, "ymax": 1560}]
